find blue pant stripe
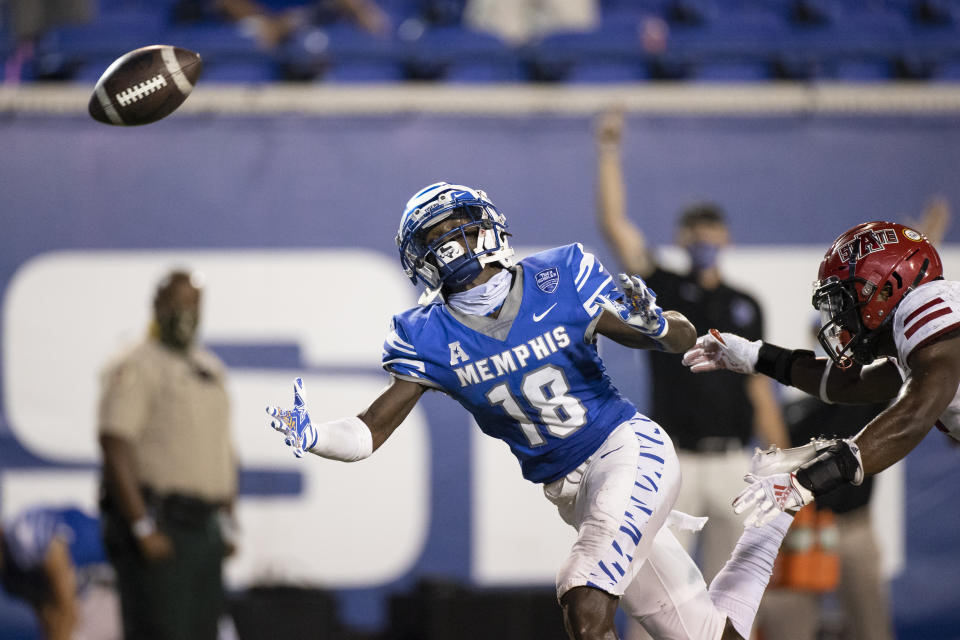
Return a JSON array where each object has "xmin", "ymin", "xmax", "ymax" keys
[
  {"xmin": 634, "ymin": 479, "xmax": 655, "ymax": 492},
  {"xmin": 598, "ymin": 561, "xmax": 617, "ymax": 582},
  {"xmin": 622, "ymin": 519, "xmax": 642, "ymax": 541},
  {"xmin": 636, "ymin": 432, "xmax": 665, "ymax": 445},
  {"xmin": 643, "ymin": 474, "xmax": 659, "ymax": 491},
  {"xmin": 618, "ymin": 524, "xmax": 641, "ymax": 545}
]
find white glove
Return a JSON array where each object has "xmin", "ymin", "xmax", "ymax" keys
[
  {"xmin": 750, "ymin": 438, "xmax": 834, "ymax": 476},
  {"xmin": 681, "ymin": 329, "xmax": 761, "ymax": 374},
  {"xmin": 732, "ymin": 472, "xmax": 814, "ymax": 527},
  {"xmin": 599, "ymin": 273, "xmax": 667, "ymax": 338},
  {"xmin": 266, "ymin": 377, "xmax": 319, "ymax": 458}
]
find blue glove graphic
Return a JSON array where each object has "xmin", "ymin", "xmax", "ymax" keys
[
  {"xmin": 601, "ymin": 273, "xmax": 667, "ymax": 337},
  {"xmin": 266, "ymin": 377, "xmax": 319, "ymax": 458}
]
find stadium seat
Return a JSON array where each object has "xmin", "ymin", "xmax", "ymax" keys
[
  {"xmin": 567, "ymin": 61, "xmax": 651, "ymax": 83},
  {"xmin": 36, "ymin": 11, "xmax": 167, "ymax": 61},
  {"xmin": 164, "ymin": 24, "xmax": 278, "ymax": 82},
  {"xmin": 531, "ymin": 24, "xmax": 643, "ymax": 82},
  {"xmin": 929, "ymin": 58, "xmax": 960, "ymax": 80},
  {"xmin": 662, "ymin": 10, "xmax": 785, "ymax": 81},
  {"xmin": 828, "ymin": 58, "xmax": 896, "ymax": 81},
  {"xmin": 403, "ymin": 26, "xmax": 521, "ymax": 82},
  {"xmin": 689, "ymin": 59, "xmax": 772, "ymax": 81},
  {"xmin": 279, "ymin": 23, "xmax": 404, "ymax": 82}
]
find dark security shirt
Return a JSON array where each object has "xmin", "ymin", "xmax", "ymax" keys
[{"xmin": 645, "ymin": 267, "xmax": 764, "ymax": 451}]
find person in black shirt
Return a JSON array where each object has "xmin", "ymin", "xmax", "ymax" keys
[{"xmin": 595, "ymin": 108, "xmax": 789, "ymax": 590}]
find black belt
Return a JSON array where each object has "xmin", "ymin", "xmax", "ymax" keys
[{"xmin": 142, "ymin": 487, "xmax": 223, "ymax": 527}]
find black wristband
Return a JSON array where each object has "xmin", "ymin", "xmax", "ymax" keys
[
  {"xmin": 795, "ymin": 441, "xmax": 861, "ymax": 496},
  {"xmin": 754, "ymin": 343, "xmax": 815, "ymax": 386}
]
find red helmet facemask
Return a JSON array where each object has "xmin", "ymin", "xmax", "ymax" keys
[{"xmin": 812, "ymin": 221, "xmax": 943, "ymax": 368}]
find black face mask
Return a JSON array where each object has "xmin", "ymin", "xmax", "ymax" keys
[{"xmin": 157, "ymin": 309, "xmax": 199, "ymax": 350}]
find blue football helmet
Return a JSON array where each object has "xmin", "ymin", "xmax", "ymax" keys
[{"xmin": 396, "ymin": 182, "xmax": 514, "ymax": 292}]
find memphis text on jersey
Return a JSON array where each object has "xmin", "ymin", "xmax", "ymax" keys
[{"xmin": 450, "ymin": 326, "xmax": 571, "ymax": 387}]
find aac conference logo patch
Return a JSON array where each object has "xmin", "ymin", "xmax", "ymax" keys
[{"xmin": 536, "ymin": 267, "xmax": 559, "ymax": 293}]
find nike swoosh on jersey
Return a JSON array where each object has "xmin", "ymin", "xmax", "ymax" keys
[{"xmin": 532, "ymin": 303, "xmax": 557, "ymax": 322}]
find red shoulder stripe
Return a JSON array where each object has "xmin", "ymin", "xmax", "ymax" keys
[
  {"xmin": 902, "ymin": 297, "xmax": 945, "ymax": 325},
  {"xmin": 904, "ymin": 307, "xmax": 953, "ymax": 339}
]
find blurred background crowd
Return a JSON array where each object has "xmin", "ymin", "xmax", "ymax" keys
[{"xmin": 6, "ymin": 0, "xmax": 960, "ymax": 83}]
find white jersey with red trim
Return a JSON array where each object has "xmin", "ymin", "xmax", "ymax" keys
[{"xmin": 892, "ymin": 279, "xmax": 960, "ymax": 440}]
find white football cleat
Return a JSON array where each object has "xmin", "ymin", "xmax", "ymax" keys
[{"xmin": 750, "ymin": 438, "xmax": 835, "ymax": 476}]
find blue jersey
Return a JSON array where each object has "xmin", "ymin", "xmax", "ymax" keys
[{"xmin": 382, "ymin": 243, "xmax": 639, "ymax": 484}]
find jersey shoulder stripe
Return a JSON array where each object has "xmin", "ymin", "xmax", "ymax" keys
[
  {"xmin": 894, "ymin": 280, "xmax": 960, "ymax": 362},
  {"xmin": 903, "ymin": 302, "xmax": 951, "ymax": 339},
  {"xmin": 381, "ymin": 304, "xmax": 444, "ymax": 384}
]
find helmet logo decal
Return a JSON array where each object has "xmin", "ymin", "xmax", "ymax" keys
[
  {"xmin": 837, "ymin": 228, "xmax": 898, "ymax": 263},
  {"xmin": 535, "ymin": 267, "xmax": 560, "ymax": 294},
  {"xmin": 437, "ymin": 241, "xmax": 465, "ymax": 264},
  {"xmin": 903, "ymin": 228, "xmax": 923, "ymax": 241}
]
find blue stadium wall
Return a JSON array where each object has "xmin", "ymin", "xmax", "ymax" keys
[{"xmin": 1, "ymin": 85, "xmax": 959, "ymax": 639}]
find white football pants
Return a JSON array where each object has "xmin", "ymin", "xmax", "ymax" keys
[{"xmin": 544, "ymin": 415, "xmax": 727, "ymax": 640}]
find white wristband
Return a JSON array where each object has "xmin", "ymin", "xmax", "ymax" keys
[
  {"xmin": 308, "ymin": 416, "xmax": 373, "ymax": 462},
  {"xmin": 819, "ymin": 361, "xmax": 834, "ymax": 404},
  {"xmin": 132, "ymin": 516, "xmax": 156, "ymax": 539}
]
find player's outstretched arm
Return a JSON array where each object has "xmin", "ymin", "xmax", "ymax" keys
[
  {"xmin": 682, "ymin": 330, "xmax": 901, "ymax": 404},
  {"xmin": 853, "ymin": 332, "xmax": 960, "ymax": 475},
  {"xmin": 266, "ymin": 376, "xmax": 426, "ymax": 459},
  {"xmin": 736, "ymin": 333, "xmax": 960, "ymax": 525}
]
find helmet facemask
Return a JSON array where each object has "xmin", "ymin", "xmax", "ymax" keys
[
  {"xmin": 397, "ymin": 183, "xmax": 514, "ymax": 293},
  {"xmin": 813, "ymin": 276, "xmax": 873, "ymax": 368}
]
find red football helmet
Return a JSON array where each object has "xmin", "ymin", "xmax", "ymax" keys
[{"xmin": 812, "ymin": 221, "xmax": 943, "ymax": 367}]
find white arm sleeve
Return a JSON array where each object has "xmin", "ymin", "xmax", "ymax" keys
[{"xmin": 307, "ymin": 416, "xmax": 373, "ymax": 462}]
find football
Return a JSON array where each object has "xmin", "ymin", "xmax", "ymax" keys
[{"xmin": 88, "ymin": 45, "xmax": 202, "ymax": 126}]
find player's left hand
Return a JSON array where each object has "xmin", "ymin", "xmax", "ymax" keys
[
  {"xmin": 681, "ymin": 329, "xmax": 760, "ymax": 374},
  {"xmin": 265, "ymin": 377, "xmax": 319, "ymax": 458},
  {"xmin": 604, "ymin": 273, "xmax": 667, "ymax": 338},
  {"xmin": 749, "ymin": 438, "xmax": 834, "ymax": 476},
  {"xmin": 732, "ymin": 472, "xmax": 813, "ymax": 527}
]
